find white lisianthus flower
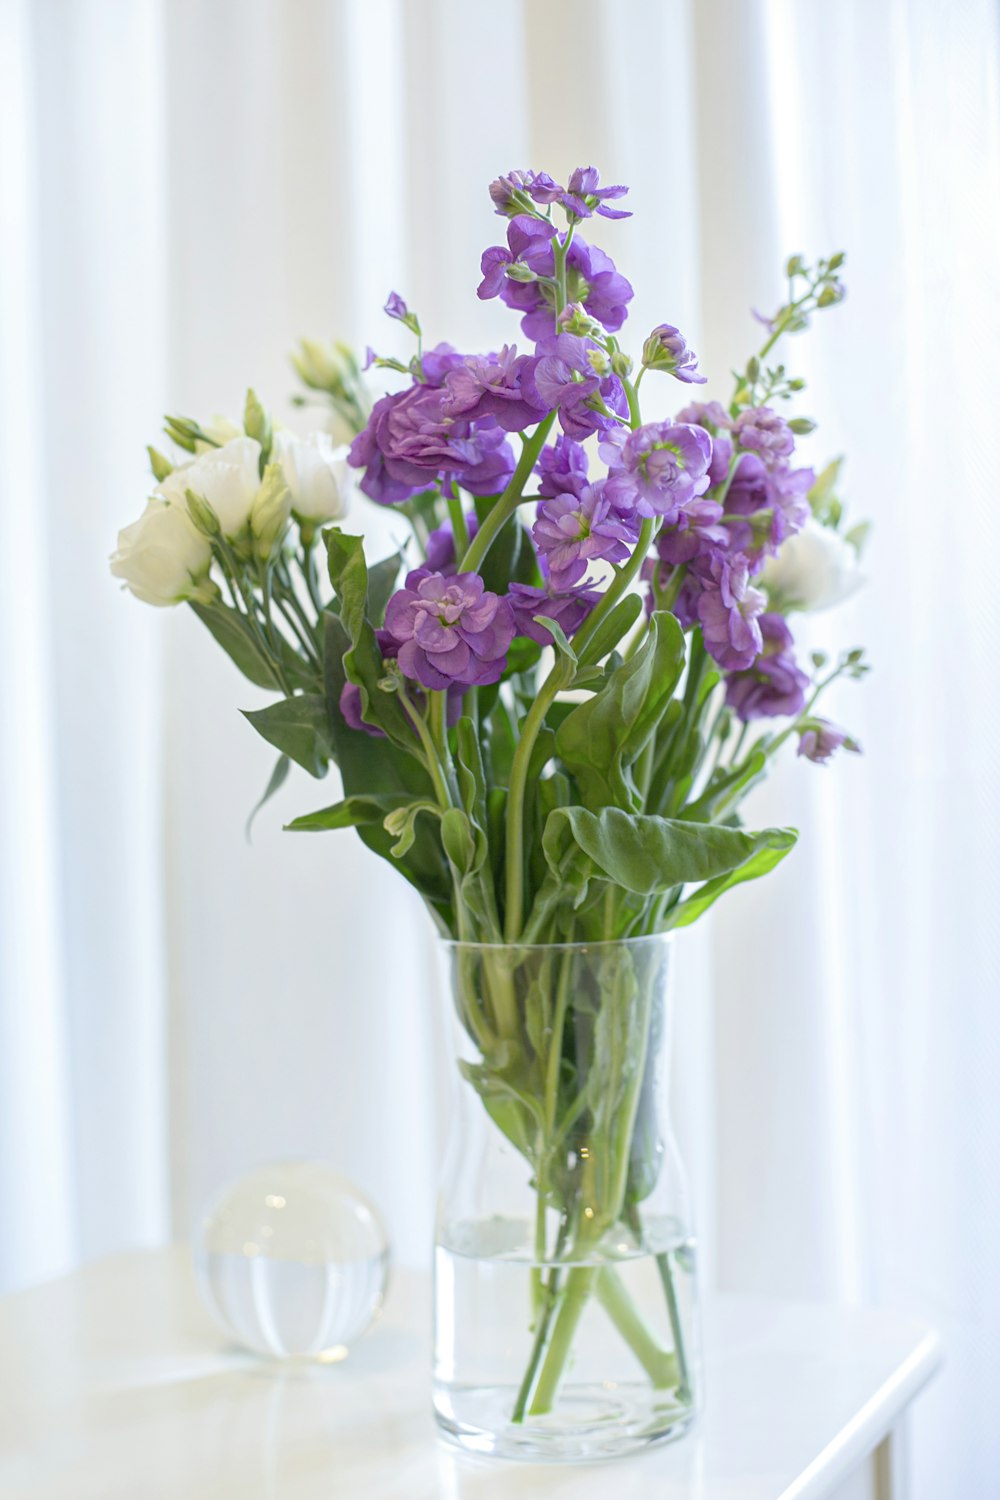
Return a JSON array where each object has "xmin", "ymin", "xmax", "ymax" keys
[
  {"xmin": 272, "ymin": 430, "xmax": 349, "ymax": 522},
  {"xmin": 158, "ymin": 436, "xmax": 262, "ymax": 539},
  {"xmin": 110, "ymin": 498, "xmax": 213, "ymax": 606},
  {"xmin": 761, "ymin": 518, "xmax": 864, "ymax": 613}
]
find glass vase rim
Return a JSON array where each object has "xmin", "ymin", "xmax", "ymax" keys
[{"xmin": 439, "ymin": 933, "xmax": 674, "ymax": 954}]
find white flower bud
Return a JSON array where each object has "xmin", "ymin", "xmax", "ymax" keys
[
  {"xmin": 110, "ymin": 498, "xmax": 213, "ymax": 607},
  {"xmin": 157, "ymin": 436, "xmax": 262, "ymax": 539},
  {"xmin": 272, "ymin": 430, "xmax": 349, "ymax": 523},
  {"xmin": 761, "ymin": 519, "xmax": 865, "ymax": 613},
  {"xmin": 249, "ymin": 462, "xmax": 292, "ymax": 559}
]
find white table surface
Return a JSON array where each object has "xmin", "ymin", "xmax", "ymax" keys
[{"xmin": 0, "ymin": 1249, "xmax": 940, "ymax": 1500}]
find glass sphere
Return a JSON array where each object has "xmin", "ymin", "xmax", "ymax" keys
[{"xmin": 194, "ymin": 1161, "xmax": 389, "ymax": 1360}]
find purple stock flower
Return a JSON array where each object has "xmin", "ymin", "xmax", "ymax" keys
[
  {"xmin": 733, "ymin": 405, "xmax": 795, "ymax": 462},
  {"xmin": 348, "ymin": 377, "xmax": 515, "ymax": 504},
  {"xmin": 339, "ymin": 623, "xmax": 465, "ymax": 735},
  {"xmin": 537, "ymin": 434, "xmax": 589, "ymax": 498},
  {"xmin": 419, "ymin": 342, "xmax": 468, "ymax": 385},
  {"xmin": 696, "ymin": 553, "xmax": 766, "ymax": 671},
  {"xmin": 675, "ymin": 399, "xmax": 731, "ymax": 433},
  {"xmin": 443, "ymin": 345, "xmax": 548, "ymax": 432},
  {"xmin": 724, "ymin": 613, "xmax": 809, "ymax": 721},
  {"xmin": 509, "ymin": 571, "xmax": 602, "ymax": 645},
  {"xmin": 707, "ymin": 434, "xmax": 733, "ymax": 487},
  {"xmin": 478, "ymin": 217, "xmax": 634, "ymax": 340},
  {"xmin": 724, "ymin": 453, "xmax": 813, "ymax": 563},
  {"xmin": 426, "ymin": 510, "xmax": 479, "ymax": 574},
  {"xmin": 797, "ymin": 718, "xmax": 861, "ymax": 765},
  {"xmin": 532, "ymin": 482, "xmax": 639, "ymax": 584},
  {"xmin": 656, "ymin": 496, "xmax": 728, "ymax": 567},
  {"xmin": 384, "ymin": 290, "xmax": 412, "ymax": 324},
  {"xmin": 602, "ymin": 421, "xmax": 713, "ymax": 520},
  {"xmin": 525, "ymin": 333, "xmax": 628, "ymax": 441},
  {"xmin": 641, "ymin": 324, "xmax": 707, "ymax": 383},
  {"xmin": 561, "ymin": 166, "xmax": 631, "ymax": 220},
  {"xmin": 383, "ymin": 569, "xmax": 515, "ymax": 689}
]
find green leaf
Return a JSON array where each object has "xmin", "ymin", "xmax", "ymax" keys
[
  {"xmin": 285, "ymin": 791, "xmax": 414, "ymax": 833},
  {"xmin": 665, "ymin": 828, "xmax": 798, "ymax": 928},
  {"xmin": 531, "ymin": 614, "xmax": 576, "ymax": 663},
  {"xmin": 454, "ymin": 718, "xmax": 487, "ymax": 831},
  {"xmin": 190, "ymin": 600, "xmax": 281, "ymax": 690},
  {"xmin": 543, "ymin": 805, "xmax": 797, "ymax": 897},
  {"xmin": 681, "ymin": 749, "xmax": 768, "ymax": 823},
  {"xmin": 555, "ymin": 612, "xmax": 686, "ymax": 811},
  {"xmin": 367, "ymin": 550, "xmax": 405, "ymax": 626},
  {"xmin": 576, "ymin": 592, "xmax": 643, "ymax": 666},
  {"xmin": 245, "ymin": 754, "xmax": 290, "ymax": 841},
  {"xmin": 324, "ymin": 529, "xmax": 413, "ymax": 745},
  {"xmin": 242, "ymin": 693, "xmax": 332, "ymax": 777}
]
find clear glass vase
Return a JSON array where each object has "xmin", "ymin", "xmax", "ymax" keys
[{"xmin": 433, "ymin": 935, "xmax": 700, "ymax": 1462}]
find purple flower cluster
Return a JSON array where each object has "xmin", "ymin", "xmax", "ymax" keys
[
  {"xmin": 639, "ymin": 402, "xmax": 815, "ymax": 677},
  {"xmin": 527, "ymin": 333, "xmax": 629, "ymax": 440},
  {"xmin": 383, "ymin": 569, "xmax": 515, "ymax": 690},
  {"xmin": 349, "ymin": 342, "xmax": 552, "ymax": 504},
  {"xmin": 724, "ymin": 614, "xmax": 809, "ymax": 720},
  {"xmin": 478, "ymin": 216, "xmax": 633, "ymax": 341},
  {"xmin": 489, "ymin": 166, "xmax": 630, "ymax": 221}
]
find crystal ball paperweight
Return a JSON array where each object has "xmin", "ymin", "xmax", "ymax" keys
[{"xmin": 194, "ymin": 1161, "xmax": 390, "ymax": 1360}]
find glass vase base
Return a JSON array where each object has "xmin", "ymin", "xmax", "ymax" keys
[{"xmin": 434, "ymin": 1384, "xmax": 697, "ymax": 1462}]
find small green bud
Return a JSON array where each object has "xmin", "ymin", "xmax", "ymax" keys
[
  {"xmin": 185, "ymin": 488, "xmax": 221, "ymax": 538},
  {"xmin": 746, "ymin": 356, "xmax": 760, "ymax": 382},
  {"xmin": 785, "ymin": 254, "xmax": 806, "ymax": 278},
  {"xmin": 816, "ymin": 283, "xmax": 844, "ymax": 308},
  {"xmin": 163, "ymin": 414, "xmax": 200, "ymax": 453},
  {"xmin": 243, "ymin": 388, "xmax": 272, "ymax": 463},
  {"xmin": 147, "ymin": 445, "xmax": 173, "ymax": 482},
  {"xmin": 811, "ymin": 650, "xmax": 828, "ymax": 670},
  {"xmin": 504, "ymin": 262, "xmax": 538, "ymax": 284},
  {"xmin": 827, "ymin": 251, "xmax": 846, "ymax": 271},
  {"xmin": 789, "ymin": 416, "xmax": 817, "ymax": 435},
  {"xmin": 610, "ymin": 350, "xmax": 633, "ymax": 378},
  {"xmin": 788, "ymin": 377, "xmax": 807, "ymax": 392},
  {"xmin": 249, "ymin": 463, "xmax": 291, "ymax": 560},
  {"xmin": 586, "ymin": 347, "xmax": 611, "ymax": 376}
]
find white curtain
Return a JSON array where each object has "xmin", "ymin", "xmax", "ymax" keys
[{"xmin": 1, "ymin": 1, "xmax": 996, "ymax": 1493}]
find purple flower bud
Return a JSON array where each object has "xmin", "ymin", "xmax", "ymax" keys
[
  {"xmin": 797, "ymin": 718, "xmax": 861, "ymax": 764},
  {"xmin": 384, "ymin": 291, "xmax": 409, "ymax": 322},
  {"xmin": 641, "ymin": 324, "xmax": 707, "ymax": 384}
]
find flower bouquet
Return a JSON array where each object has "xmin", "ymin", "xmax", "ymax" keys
[{"xmin": 112, "ymin": 165, "xmax": 867, "ymax": 1461}]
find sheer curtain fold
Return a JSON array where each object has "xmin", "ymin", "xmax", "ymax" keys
[{"xmin": 2, "ymin": 2, "xmax": 996, "ymax": 1493}]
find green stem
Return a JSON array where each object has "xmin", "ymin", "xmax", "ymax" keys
[
  {"xmin": 626, "ymin": 1203, "xmax": 691, "ymax": 1401},
  {"xmin": 595, "ymin": 1269, "xmax": 679, "ymax": 1389},
  {"xmin": 446, "ymin": 485, "xmax": 470, "ymax": 558},
  {"xmin": 503, "ymin": 661, "xmax": 573, "ymax": 940},
  {"xmin": 459, "ymin": 413, "xmax": 556, "ymax": 575},
  {"xmin": 527, "ymin": 1267, "xmax": 597, "ymax": 1415}
]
